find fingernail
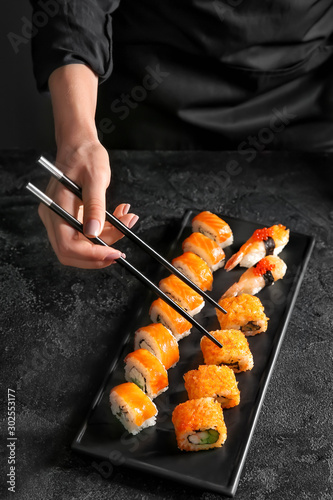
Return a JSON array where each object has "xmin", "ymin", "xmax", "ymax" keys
[
  {"xmin": 123, "ymin": 204, "xmax": 131, "ymax": 215},
  {"xmin": 128, "ymin": 215, "xmax": 139, "ymax": 229},
  {"xmin": 104, "ymin": 250, "xmax": 123, "ymax": 262},
  {"xmin": 84, "ymin": 219, "xmax": 101, "ymax": 237}
]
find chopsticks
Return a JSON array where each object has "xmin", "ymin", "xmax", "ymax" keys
[
  {"xmin": 26, "ymin": 182, "xmax": 223, "ymax": 349},
  {"xmin": 37, "ymin": 156, "xmax": 226, "ymax": 315}
]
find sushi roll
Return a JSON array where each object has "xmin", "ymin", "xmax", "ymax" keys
[
  {"xmin": 192, "ymin": 211, "xmax": 233, "ymax": 249},
  {"xmin": 124, "ymin": 349, "xmax": 168, "ymax": 399},
  {"xmin": 172, "ymin": 397, "xmax": 227, "ymax": 451},
  {"xmin": 184, "ymin": 364, "xmax": 240, "ymax": 409},
  {"xmin": 171, "ymin": 252, "xmax": 213, "ymax": 291},
  {"xmin": 200, "ymin": 329, "xmax": 254, "ymax": 373},
  {"xmin": 182, "ymin": 232, "xmax": 225, "ymax": 271},
  {"xmin": 110, "ymin": 382, "xmax": 158, "ymax": 435},
  {"xmin": 225, "ymin": 224, "xmax": 289, "ymax": 271},
  {"xmin": 134, "ymin": 323, "xmax": 180, "ymax": 369},
  {"xmin": 217, "ymin": 294, "xmax": 269, "ymax": 336},
  {"xmin": 149, "ymin": 298, "xmax": 192, "ymax": 341},
  {"xmin": 159, "ymin": 274, "xmax": 205, "ymax": 316},
  {"xmin": 222, "ymin": 255, "xmax": 287, "ymax": 298}
]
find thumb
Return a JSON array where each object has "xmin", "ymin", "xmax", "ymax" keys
[{"xmin": 82, "ymin": 177, "xmax": 108, "ymax": 238}]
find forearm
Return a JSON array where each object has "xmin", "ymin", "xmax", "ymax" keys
[
  {"xmin": 39, "ymin": 62, "xmax": 138, "ymax": 267},
  {"xmin": 48, "ymin": 64, "xmax": 99, "ymax": 148}
]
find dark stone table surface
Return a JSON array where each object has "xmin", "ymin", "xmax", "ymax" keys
[{"xmin": 1, "ymin": 149, "xmax": 332, "ymax": 500}]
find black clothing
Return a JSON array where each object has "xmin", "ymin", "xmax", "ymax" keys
[{"xmin": 30, "ymin": 1, "xmax": 333, "ymax": 150}]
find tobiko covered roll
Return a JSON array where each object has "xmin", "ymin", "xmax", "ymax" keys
[
  {"xmin": 217, "ymin": 294, "xmax": 269, "ymax": 336},
  {"xmin": 110, "ymin": 382, "xmax": 158, "ymax": 435},
  {"xmin": 182, "ymin": 232, "xmax": 225, "ymax": 271},
  {"xmin": 159, "ymin": 274, "xmax": 205, "ymax": 316},
  {"xmin": 200, "ymin": 329, "xmax": 254, "ymax": 373},
  {"xmin": 124, "ymin": 349, "xmax": 168, "ymax": 399},
  {"xmin": 192, "ymin": 211, "xmax": 233, "ymax": 249},
  {"xmin": 172, "ymin": 397, "xmax": 227, "ymax": 451},
  {"xmin": 149, "ymin": 298, "xmax": 192, "ymax": 340},
  {"xmin": 184, "ymin": 364, "xmax": 240, "ymax": 409},
  {"xmin": 134, "ymin": 323, "xmax": 180, "ymax": 369},
  {"xmin": 171, "ymin": 252, "xmax": 213, "ymax": 291}
]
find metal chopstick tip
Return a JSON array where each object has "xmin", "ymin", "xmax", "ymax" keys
[
  {"xmin": 26, "ymin": 183, "xmax": 52, "ymax": 206},
  {"xmin": 38, "ymin": 156, "xmax": 63, "ymax": 180}
]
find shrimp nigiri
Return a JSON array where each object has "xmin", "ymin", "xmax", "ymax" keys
[
  {"xmin": 222, "ymin": 255, "xmax": 287, "ymax": 298},
  {"xmin": 225, "ymin": 224, "xmax": 289, "ymax": 271}
]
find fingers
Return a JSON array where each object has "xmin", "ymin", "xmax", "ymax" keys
[
  {"xmin": 99, "ymin": 203, "xmax": 139, "ymax": 243},
  {"xmin": 36, "ymin": 140, "xmax": 139, "ymax": 269},
  {"xmin": 38, "ymin": 180, "xmax": 139, "ymax": 269},
  {"xmin": 101, "ymin": 212, "xmax": 140, "ymax": 244},
  {"xmin": 81, "ymin": 165, "xmax": 110, "ymax": 238}
]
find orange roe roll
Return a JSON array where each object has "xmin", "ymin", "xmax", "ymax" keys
[
  {"xmin": 124, "ymin": 349, "xmax": 168, "ymax": 399},
  {"xmin": 134, "ymin": 323, "xmax": 180, "ymax": 369},
  {"xmin": 217, "ymin": 294, "xmax": 269, "ymax": 336},
  {"xmin": 110, "ymin": 382, "xmax": 157, "ymax": 435},
  {"xmin": 192, "ymin": 211, "xmax": 233, "ymax": 248},
  {"xmin": 184, "ymin": 365, "xmax": 240, "ymax": 409},
  {"xmin": 159, "ymin": 274, "xmax": 205, "ymax": 316},
  {"xmin": 171, "ymin": 252, "xmax": 213, "ymax": 291},
  {"xmin": 149, "ymin": 298, "xmax": 192, "ymax": 341},
  {"xmin": 172, "ymin": 397, "xmax": 227, "ymax": 451},
  {"xmin": 200, "ymin": 329, "xmax": 254, "ymax": 373},
  {"xmin": 182, "ymin": 232, "xmax": 225, "ymax": 271}
]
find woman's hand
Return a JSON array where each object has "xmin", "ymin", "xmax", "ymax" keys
[
  {"xmin": 39, "ymin": 64, "xmax": 138, "ymax": 269},
  {"xmin": 39, "ymin": 140, "xmax": 138, "ymax": 269}
]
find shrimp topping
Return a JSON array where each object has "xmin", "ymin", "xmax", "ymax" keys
[{"xmin": 225, "ymin": 224, "xmax": 289, "ymax": 271}]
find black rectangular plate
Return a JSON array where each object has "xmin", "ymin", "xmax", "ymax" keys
[{"xmin": 72, "ymin": 212, "xmax": 315, "ymax": 497}]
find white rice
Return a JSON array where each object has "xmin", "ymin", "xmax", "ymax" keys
[
  {"xmin": 124, "ymin": 355, "xmax": 168, "ymax": 399},
  {"xmin": 149, "ymin": 304, "xmax": 191, "ymax": 341},
  {"xmin": 110, "ymin": 391, "xmax": 157, "ymax": 435},
  {"xmin": 240, "ymin": 242, "xmax": 287, "ymax": 268}
]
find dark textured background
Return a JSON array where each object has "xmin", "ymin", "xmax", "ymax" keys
[{"xmin": 0, "ymin": 150, "xmax": 332, "ymax": 499}]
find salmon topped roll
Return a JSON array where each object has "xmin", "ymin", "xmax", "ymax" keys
[
  {"xmin": 225, "ymin": 224, "xmax": 289, "ymax": 271},
  {"xmin": 171, "ymin": 252, "xmax": 213, "ymax": 291},
  {"xmin": 217, "ymin": 294, "xmax": 269, "ymax": 336},
  {"xmin": 192, "ymin": 211, "xmax": 233, "ymax": 249},
  {"xmin": 200, "ymin": 329, "xmax": 254, "ymax": 373},
  {"xmin": 149, "ymin": 298, "xmax": 192, "ymax": 340},
  {"xmin": 110, "ymin": 382, "xmax": 158, "ymax": 435},
  {"xmin": 134, "ymin": 323, "xmax": 180, "ymax": 369},
  {"xmin": 184, "ymin": 365, "xmax": 240, "ymax": 409},
  {"xmin": 172, "ymin": 397, "xmax": 227, "ymax": 451},
  {"xmin": 124, "ymin": 349, "xmax": 168, "ymax": 399},
  {"xmin": 159, "ymin": 274, "xmax": 205, "ymax": 316},
  {"xmin": 222, "ymin": 255, "xmax": 287, "ymax": 298},
  {"xmin": 182, "ymin": 232, "xmax": 225, "ymax": 271}
]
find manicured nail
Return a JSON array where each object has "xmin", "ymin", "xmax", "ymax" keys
[
  {"xmin": 128, "ymin": 215, "xmax": 139, "ymax": 229},
  {"xmin": 104, "ymin": 250, "xmax": 123, "ymax": 262},
  {"xmin": 123, "ymin": 204, "xmax": 131, "ymax": 215},
  {"xmin": 84, "ymin": 219, "xmax": 101, "ymax": 237}
]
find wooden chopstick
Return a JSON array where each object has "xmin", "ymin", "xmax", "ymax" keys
[
  {"xmin": 26, "ymin": 182, "xmax": 223, "ymax": 349},
  {"xmin": 37, "ymin": 156, "xmax": 227, "ymax": 315}
]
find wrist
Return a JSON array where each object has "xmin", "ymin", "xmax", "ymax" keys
[
  {"xmin": 49, "ymin": 64, "xmax": 99, "ymax": 149},
  {"xmin": 55, "ymin": 121, "xmax": 99, "ymax": 150}
]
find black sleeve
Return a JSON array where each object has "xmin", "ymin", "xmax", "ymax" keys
[{"xmin": 29, "ymin": 0, "xmax": 121, "ymax": 92}]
